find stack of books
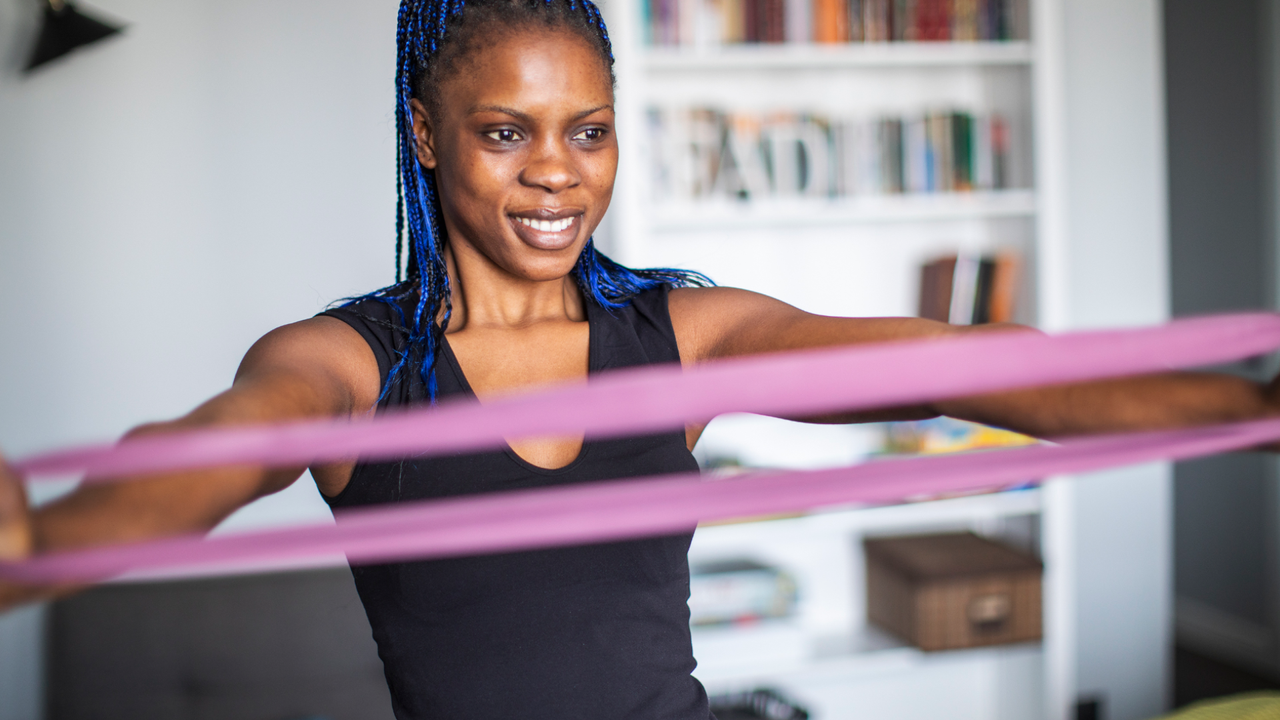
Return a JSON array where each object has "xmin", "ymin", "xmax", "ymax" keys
[
  {"xmin": 647, "ymin": 108, "xmax": 1015, "ymax": 202},
  {"xmin": 918, "ymin": 252, "xmax": 1019, "ymax": 326},
  {"xmin": 645, "ymin": 0, "xmax": 1026, "ymax": 47}
]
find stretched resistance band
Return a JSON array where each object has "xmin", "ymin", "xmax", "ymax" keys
[
  {"xmin": 16, "ymin": 312, "xmax": 1280, "ymax": 481},
  {"xmin": 4, "ymin": 313, "xmax": 1280, "ymax": 582}
]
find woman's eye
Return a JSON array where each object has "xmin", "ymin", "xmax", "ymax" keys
[
  {"xmin": 573, "ymin": 127, "xmax": 606, "ymax": 142},
  {"xmin": 484, "ymin": 129, "xmax": 521, "ymax": 142}
]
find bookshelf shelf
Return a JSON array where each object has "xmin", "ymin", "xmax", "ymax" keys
[
  {"xmin": 692, "ymin": 622, "xmax": 1041, "ymax": 690},
  {"xmin": 650, "ymin": 189, "xmax": 1036, "ymax": 231},
  {"xmin": 692, "ymin": 487, "xmax": 1043, "ymax": 546},
  {"xmin": 644, "ymin": 40, "xmax": 1034, "ymax": 71}
]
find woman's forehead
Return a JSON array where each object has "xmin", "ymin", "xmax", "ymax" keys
[{"xmin": 441, "ymin": 27, "xmax": 612, "ymax": 110}]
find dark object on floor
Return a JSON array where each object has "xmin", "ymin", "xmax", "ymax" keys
[
  {"xmin": 1076, "ymin": 696, "xmax": 1103, "ymax": 720},
  {"xmin": 47, "ymin": 567, "xmax": 394, "ymax": 720},
  {"xmin": 1175, "ymin": 646, "xmax": 1280, "ymax": 709},
  {"xmin": 25, "ymin": 0, "xmax": 124, "ymax": 72},
  {"xmin": 709, "ymin": 688, "xmax": 809, "ymax": 720}
]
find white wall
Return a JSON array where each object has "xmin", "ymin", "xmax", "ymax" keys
[
  {"xmin": 1057, "ymin": 0, "xmax": 1173, "ymax": 718},
  {"xmin": 0, "ymin": 1, "xmax": 400, "ymax": 716}
]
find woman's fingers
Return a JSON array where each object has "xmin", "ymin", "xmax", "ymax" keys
[{"xmin": 0, "ymin": 451, "xmax": 33, "ymax": 561}]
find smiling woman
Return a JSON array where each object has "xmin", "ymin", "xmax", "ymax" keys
[
  {"xmin": 343, "ymin": 0, "xmax": 709, "ymax": 410},
  {"xmin": 4, "ymin": 0, "xmax": 1280, "ymax": 718}
]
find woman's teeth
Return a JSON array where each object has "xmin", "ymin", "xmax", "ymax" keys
[{"xmin": 517, "ymin": 216, "xmax": 574, "ymax": 233}]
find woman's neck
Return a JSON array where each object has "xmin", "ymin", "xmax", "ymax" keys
[{"xmin": 441, "ymin": 240, "xmax": 586, "ymax": 332}]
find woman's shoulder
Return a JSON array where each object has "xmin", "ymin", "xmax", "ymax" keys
[
  {"xmin": 237, "ymin": 315, "xmax": 382, "ymax": 413},
  {"xmin": 316, "ymin": 289, "xmax": 419, "ymax": 391},
  {"xmin": 667, "ymin": 286, "xmax": 806, "ymax": 364},
  {"xmin": 667, "ymin": 285, "xmax": 791, "ymax": 328}
]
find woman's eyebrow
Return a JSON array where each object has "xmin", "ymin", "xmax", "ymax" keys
[{"xmin": 468, "ymin": 104, "xmax": 613, "ymax": 121}]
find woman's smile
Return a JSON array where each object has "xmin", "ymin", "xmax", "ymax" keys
[{"xmin": 508, "ymin": 210, "xmax": 583, "ymax": 250}]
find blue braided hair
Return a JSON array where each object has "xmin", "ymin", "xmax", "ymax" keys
[{"xmin": 344, "ymin": 0, "xmax": 711, "ymax": 403}]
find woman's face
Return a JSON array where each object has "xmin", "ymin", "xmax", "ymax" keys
[{"xmin": 412, "ymin": 27, "xmax": 617, "ymax": 284}]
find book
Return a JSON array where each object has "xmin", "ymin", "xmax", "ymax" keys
[
  {"xmin": 785, "ymin": 0, "xmax": 812, "ymax": 43},
  {"xmin": 813, "ymin": 0, "xmax": 848, "ymax": 42},
  {"xmin": 988, "ymin": 252, "xmax": 1020, "ymax": 323},
  {"xmin": 919, "ymin": 256, "xmax": 957, "ymax": 323}
]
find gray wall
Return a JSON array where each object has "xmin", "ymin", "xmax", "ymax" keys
[{"xmin": 1165, "ymin": 0, "xmax": 1276, "ymax": 656}]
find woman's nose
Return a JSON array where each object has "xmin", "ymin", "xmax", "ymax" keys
[{"xmin": 519, "ymin": 138, "xmax": 581, "ymax": 193}]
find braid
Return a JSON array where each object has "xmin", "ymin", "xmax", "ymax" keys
[{"xmin": 342, "ymin": 0, "xmax": 712, "ymax": 403}]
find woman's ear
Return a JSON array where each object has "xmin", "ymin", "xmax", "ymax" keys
[{"xmin": 409, "ymin": 98, "xmax": 438, "ymax": 170}]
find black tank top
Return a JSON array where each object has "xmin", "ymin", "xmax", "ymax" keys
[{"xmin": 320, "ymin": 285, "xmax": 711, "ymax": 720}]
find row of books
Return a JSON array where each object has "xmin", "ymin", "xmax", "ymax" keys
[
  {"xmin": 918, "ymin": 252, "xmax": 1018, "ymax": 325},
  {"xmin": 647, "ymin": 108, "xmax": 1016, "ymax": 201},
  {"xmin": 645, "ymin": 0, "xmax": 1027, "ymax": 47}
]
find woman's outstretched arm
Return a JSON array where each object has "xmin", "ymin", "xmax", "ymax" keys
[
  {"xmin": 0, "ymin": 316, "xmax": 380, "ymax": 610},
  {"xmin": 669, "ymin": 286, "xmax": 1280, "ymax": 437}
]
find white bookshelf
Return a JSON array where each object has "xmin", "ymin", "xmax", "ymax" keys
[{"xmin": 599, "ymin": 0, "xmax": 1079, "ymax": 718}]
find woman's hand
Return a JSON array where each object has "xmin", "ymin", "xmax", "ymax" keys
[
  {"xmin": 0, "ymin": 451, "xmax": 39, "ymax": 612},
  {"xmin": 0, "ymin": 452, "xmax": 31, "ymax": 562}
]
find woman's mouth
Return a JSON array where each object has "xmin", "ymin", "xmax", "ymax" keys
[
  {"xmin": 516, "ymin": 216, "xmax": 575, "ymax": 233},
  {"xmin": 509, "ymin": 213, "xmax": 582, "ymax": 250}
]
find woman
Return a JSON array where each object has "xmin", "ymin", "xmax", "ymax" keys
[{"xmin": 1, "ymin": 0, "xmax": 1277, "ymax": 717}]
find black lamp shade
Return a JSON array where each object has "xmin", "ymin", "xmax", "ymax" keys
[{"xmin": 25, "ymin": 1, "xmax": 125, "ymax": 73}]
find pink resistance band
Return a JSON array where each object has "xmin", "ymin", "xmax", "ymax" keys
[{"xmin": 4, "ymin": 312, "xmax": 1280, "ymax": 582}]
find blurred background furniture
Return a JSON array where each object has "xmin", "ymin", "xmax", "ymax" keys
[{"xmin": 46, "ymin": 569, "xmax": 392, "ymax": 720}]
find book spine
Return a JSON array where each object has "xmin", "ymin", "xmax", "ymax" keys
[
  {"xmin": 765, "ymin": 0, "xmax": 787, "ymax": 42},
  {"xmin": 973, "ymin": 114, "xmax": 993, "ymax": 190},
  {"xmin": 954, "ymin": 0, "xmax": 978, "ymax": 41},
  {"xmin": 678, "ymin": 0, "xmax": 698, "ymax": 46},
  {"xmin": 814, "ymin": 0, "xmax": 843, "ymax": 42},
  {"xmin": 988, "ymin": 252, "xmax": 1019, "ymax": 323},
  {"xmin": 905, "ymin": 116, "xmax": 927, "ymax": 193},
  {"xmin": 954, "ymin": 112, "xmax": 973, "ymax": 191},
  {"xmin": 848, "ymin": 0, "xmax": 865, "ymax": 41},
  {"xmin": 926, "ymin": 113, "xmax": 947, "ymax": 191},
  {"xmin": 991, "ymin": 114, "xmax": 1008, "ymax": 189},
  {"xmin": 723, "ymin": 0, "xmax": 742, "ymax": 42},
  {"xmin": 972, "ymin": 257, "xmax": 996, "ymax": 324},
  {"xmin": 798, "ymin": 116, "xmax": 833, "ymax": 197},
  {"xmin": 919, "ymin": 256, "xmax": 957, "ymax": 322},
  {"xmin": 949, "ymin": 252, "xmax": 981, "ymax": 325},
  {"xmin": 890, "ymin": 118, "xmax": 905, "ymax": 193},
  {"xmin": 785, "ymin": 0, "xmax": 811, "ymax": 42},
  {"xmin": 857, "ymin": 119, "xmax": 879, "ymax": 194},
  {"xmin": 874, "ymin": 0, "xmax": 891, "ymax": 41}
]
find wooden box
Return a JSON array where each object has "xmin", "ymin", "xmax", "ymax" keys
[{"xmin": 864, "ymin": 532, "xmax": 1042, "ymax": 652}]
